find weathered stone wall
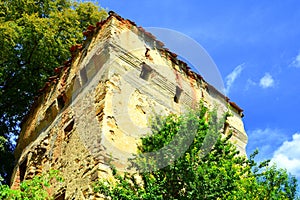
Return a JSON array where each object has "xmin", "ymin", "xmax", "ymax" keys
[{"xmin": 11, "ymin": 13, "xmax": 248, "ymax": 199}]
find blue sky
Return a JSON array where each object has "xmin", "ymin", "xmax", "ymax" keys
[{"xmin": 95, "ymin": 0, "xmax": 300, "ymax": 178}]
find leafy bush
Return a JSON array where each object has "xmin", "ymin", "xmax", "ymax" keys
[
  {"xmin": 0, "ymin": 170, "xmax": 62, "ymax": 200},
  {"xmin": 94, "ymin": 105, "xmax": 298, "ymax": 199}
]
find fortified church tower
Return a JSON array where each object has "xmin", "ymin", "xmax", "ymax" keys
[{"xmin": 11, "ymin": 12, "xmax": 248, "ymax": 199}]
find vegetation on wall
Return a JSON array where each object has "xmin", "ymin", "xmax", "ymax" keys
[
  {"xmin": 0, "ymin": 0, "xmax": 107, "ymax": 183},
  {"xmin": 94, "ymin": 105, "xmax": 299, "ymax": 199},
  {"xmin": 0, "ymin": 170, "xmax": 62, "ymax": 200}
]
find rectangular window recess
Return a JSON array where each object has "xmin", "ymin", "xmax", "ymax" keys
[
  {"xmin": 64, "ymin": 119, "xmax": 75, "ymax": 133},
  {"xmin": 140, "ymin": 62, "xmax": 153, "ymax": 81},
  {"xmin": 174, "ymin": 86, "xmax": 183, "ymax": 103},
  {"xmin": 19, "ymin": 158, "xmax": 28, "ymax": 182},
  {"xmin": 80, "ymin": 67, "xmax": 88, "ymax": 85},
  {"xmin": 54, "ymin": 189, "xmax": 66, "ymax": 200},
  {"xmin": 57, "ymin": 94, "xmax": 66, "ymax": 110}
]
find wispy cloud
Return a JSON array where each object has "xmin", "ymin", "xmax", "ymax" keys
[
  {"xmin": 271, "ymin": 133, "xmax": 300, "ymax": 178},
  {"xmin": 225, "ymin": 64, "xmax": 244, "ymax": 94},
  {"xmin": 246, "ymin": 128, "xmax": 288, "ymax": 162},
  {"xmin": 259, "ymin": 73, "xmax": 274, "ymax": 89},
  {"xmin": 245, "ymin": 78, "xmax": 257, "ymax": 90},
  {"xmin": 245, "ymin": 73, "xmax": 276, "ymax": 90},
  {"xmin": 291, "ymin": 52, "xmax": 300, "ymax": 68}
]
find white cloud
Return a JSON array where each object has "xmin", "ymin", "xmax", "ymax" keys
[
  {"xmin": 291, "ymin": 53, "xmax": 300, "ymax": 68},
  {"xmin": 225, "ymin": 64, "xmax": 244, "ymax": 94},
  {"xmin": 271, "ymin": 133, "xmax": 300, "ymax": 178},
  {"xmin": 247, "ymin": 128, "xmax": 288, "ymax": 162},
  {"xmin": 259, "ymin": 73, "xmax": 274, "ymax": 89}
]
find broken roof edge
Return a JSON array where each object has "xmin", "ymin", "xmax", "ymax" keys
[
  {"xmin": 21, "ymin": 10, "xmax": 244, "ymax": 129},
  {"xmin": 103, "ymin": 11, "xmax": 244, "ymax": 116}
]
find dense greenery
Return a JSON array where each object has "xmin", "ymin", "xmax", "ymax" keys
[
  {"xmin": 94, "ymin": 106, "xmax": 299, "ymax": 199},
  {"xmin": 0, "ymin": 0, "xmax": 107, "ymax": 183},
  {"xmin": 0, "ymin": 170, "xmax": 62, "ymax": 200},
  {"xmin": 0, "ymin": 106, "xmax": 297, "ymax": 199}
]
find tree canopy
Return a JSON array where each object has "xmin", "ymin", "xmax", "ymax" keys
[
  {"xmin": 1, "ymin": 105, "xmax": 297, "ymax": 199},
  {"xmin": 0, "ymin": 0, "xmax": 107, "ymax": 183},
  {"xmin": 94, "ymin": 105, "xmax": 299, "ymax": 199}
]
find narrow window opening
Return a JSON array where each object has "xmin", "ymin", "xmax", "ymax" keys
[
  {"xmin": 54, "ymin": 189, "xmax": 66, "ymax": 200},
  {"xmin": 140, "ymin": 62, "xmax": 153, "ymax": 81},
  {"xmin": 57, "ymin": 94, "xmax": 65, "ymax": 110},
  {"xmin": 45, "ymin": 101, "xmax": 58, "ymax": 121},
  {"xmin": 64, "ymin": 119, "xmax": 74, "ymax": 133},
  {"xmin": 19, "ymin": 158, "xmax": 28, "ymax": 182},
  {"xmin": 80, "ymin": 67, "xmax": 88, "ymax": 85},
  {"xmin": 223, "ymin": 122, "xmax": 230, "ymax": 135},
  {"xmin": 71, "ymin": 75, "xmax": 81, "ymax": 99},
  {"xmin": 174, "ymin": 86, "xmax": 183, "ymax": 103}
]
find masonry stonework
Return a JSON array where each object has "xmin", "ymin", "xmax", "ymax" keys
[{"xmin": 11, "ymin": 13, "xmax": 248, "ymax": 199}]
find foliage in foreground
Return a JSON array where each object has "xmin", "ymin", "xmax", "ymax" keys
[
  {"xmin": 0, "ymin": 170, "xmax": 62, "ymax": 200},
  {"xmin": 94, "ymin": 105, "xmax": 299, "ymax": 199},
  {"xmin": 0, "ymin": 0, "xmax": 107, "ymax": 183},
  {"xmin": 0, "ymin": 107, "xmax": 298, "ymax": 199}
]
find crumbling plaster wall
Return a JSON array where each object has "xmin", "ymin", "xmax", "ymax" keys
[{"xmin": 11, "ymin": 14, "xmax": 247, "ymax": 199}]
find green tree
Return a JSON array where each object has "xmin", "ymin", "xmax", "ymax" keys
[
  {"xmin": 94, "ymin": 105, "xmax": 299, "ymax": 199},
  {"xmin": 0, "ymin": 0, "xmax": 107, "ymax": 183},
  {"xmin": 0, "ymin": 169, "xmax": 62, "ymax": 199}
]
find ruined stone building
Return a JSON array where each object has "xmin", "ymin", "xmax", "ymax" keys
[{"xmin": 11, "ymin": 12, "xmax": 248, "ymax": 199}]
